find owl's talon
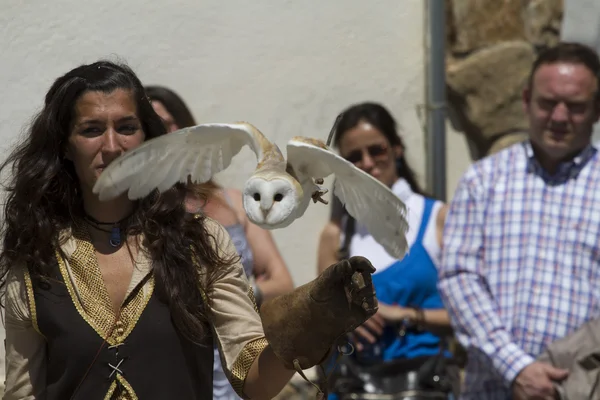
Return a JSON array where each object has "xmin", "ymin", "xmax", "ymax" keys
[{"xmin": 312, "ymin": 188, "xmax": 329, "ymax": 204}]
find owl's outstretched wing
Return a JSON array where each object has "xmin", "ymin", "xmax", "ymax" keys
[
  {"xmin": 93, "ymin": 122, "xmax": 277, "ymax": 201},
  {"xmin": 286, "ymin": 137, "xmax": 409, "ymax": 260}
]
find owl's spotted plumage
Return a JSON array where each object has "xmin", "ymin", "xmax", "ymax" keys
[{"xmin": 93, "ymin": 122, "xmax": 409, "ymax": 260}]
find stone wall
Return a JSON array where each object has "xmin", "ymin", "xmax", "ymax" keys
[{"xmin": 445, "ymin": 0, "xmax": 564, "ymax": 157}]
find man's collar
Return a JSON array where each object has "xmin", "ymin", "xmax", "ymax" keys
[{"xmin": 524, "ymin": 140, "xmax": 597, "ymax": 179}]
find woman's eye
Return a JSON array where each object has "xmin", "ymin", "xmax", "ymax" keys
[
  {"xmin": 82, "ymin": 127, "xmax": 102, "ymax": 135},
  {"xmin": 119, "ymin": 125, "xmax": 138, "ymax": 133}
]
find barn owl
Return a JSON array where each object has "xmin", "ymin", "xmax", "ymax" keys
[{"xmin": 92, "ymin": 122, "xmax": 409, "ymax": 259}]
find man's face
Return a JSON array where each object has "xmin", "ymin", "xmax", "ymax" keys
[{"xmin": 523, "ymin": 62, "xmax": 600, "ymax": 165}]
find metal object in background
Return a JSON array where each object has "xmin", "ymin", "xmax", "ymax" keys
[{"xmin": 424, "ymin": 0, "xmax": 447, "ymax": 201}]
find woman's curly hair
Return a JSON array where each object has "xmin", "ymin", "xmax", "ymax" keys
[{"xmin": 0, "ymin": 60, "xmax": 236, "ymax": 342}]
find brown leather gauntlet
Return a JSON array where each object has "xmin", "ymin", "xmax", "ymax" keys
[{"xmin": 260, "ymin": 256, "xmax": 378, "ymax": 371}]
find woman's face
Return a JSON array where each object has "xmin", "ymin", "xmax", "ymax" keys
[
  {"xmin": 151, "ymin": 100, "xmax": 179, "ymax": 133},
  {"xmin": 66, "ymin": 88, "xmax": 145, "ymax": 194},
  {"xmin": 338, "ymin": 120, "xmax": 401, "ymax": 187}
]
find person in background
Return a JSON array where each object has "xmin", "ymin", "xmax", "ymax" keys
[
  {"xmin": 145, "ymin": 85, "xmax": 294, "ymax": 400},
  {"xmin": 317, "ymin": 102, "xmax": 458, "ymax": 399},
  {"xmin": 438, "ymin": 42, "xmax": 600, "ymax": 400}
]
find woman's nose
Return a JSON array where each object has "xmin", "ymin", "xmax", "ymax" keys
[{"xmin": 360, "ymin": 150, "xmax": 375, "ymax": 170}]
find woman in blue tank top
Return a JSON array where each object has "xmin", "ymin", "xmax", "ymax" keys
[
  {"xmin": 146, "ymin": 86, "xmax": 295, "ymax": 400},
  {"xmin": 318, "ymin": 102, "xmax": 460, "ymax": 399}
]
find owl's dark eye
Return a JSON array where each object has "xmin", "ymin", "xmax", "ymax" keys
[
  {"xmin": 253, "ymin": 193, "xmax": 261, "ymax": 201},
  {"xmin": 274, "ymin": 193, "xmax": 284, "ymax": 202}
]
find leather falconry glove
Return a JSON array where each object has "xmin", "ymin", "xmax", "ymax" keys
[{"xmin": 260, "ymin": 256, "xmax": 378, "ymax": 398}]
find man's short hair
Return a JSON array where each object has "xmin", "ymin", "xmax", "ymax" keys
[{"xmin": 527, "ymin": 42, "xmax": 600, "ymax": 98}]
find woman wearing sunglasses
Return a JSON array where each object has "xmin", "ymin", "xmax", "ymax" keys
[{"xmin": 317, "ymin": 102, "xmax": 460, "ymax": 400}]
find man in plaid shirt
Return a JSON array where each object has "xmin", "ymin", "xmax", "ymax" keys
[{"xmin": 439, "ymin": 42, "xmax": 600, "ymax": 399}]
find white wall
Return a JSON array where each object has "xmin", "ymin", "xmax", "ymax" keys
[
  {"xmin": 0, "ymin": 0, "xmax": 472, "ymax": 287},
  {"xmin": 0, "ymin": 0, "xmax": 476, "ymax": 387},
  {"xmin": 561, "ymin": 0, "xmax": 600, "ymax": 143}
]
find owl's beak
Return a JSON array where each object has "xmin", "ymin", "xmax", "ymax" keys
[{"xmin": 260, "ymin": 205, "xmax": 272, "ymax": 218}]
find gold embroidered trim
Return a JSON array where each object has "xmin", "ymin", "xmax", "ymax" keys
[
  {"xmin": 22, "ymin": 269, "xmax": 43, "ymax": 337},
  {"xmin": 55, "ymin": 225, "xmax": 153, "ymax": 346},
  {"xmin": 103, "ymin": 375, "xmax": 138, "ymax": 400},
  {"xmin": 247, "ymin": 286, "xmax": 259, "ymax": 314},
  {"xmin": 229, "ymin": 337, "xmax": 269, "ymax": 397},
  {"xmin": 71, "ymin": 231, "xmax": 114, "ymax": 335},
  {"xmin": 117, "ymin": 277, "xmax": 154, "ymax": 343},
  {"xmin": 103, "ymin": 380, "xmax": 117, "ymax": 400},
  {"xmin": 198, "ymin": 284, "xmax": 209, "ymax": 307},
  {"xmin": 54, "ymin": 225, "xmax": 152, "ymax": 399},
  {"xmin": 115, "ymin": 375, "xmax": 138, "ymax": 400},
  {"xmin": 56, "ymin": 249, "xmax": 111, "ymax": 341}
]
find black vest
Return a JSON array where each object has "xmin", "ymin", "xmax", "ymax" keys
[{"xmin": 30, "ymin": 267, "xmax": 214, "ymax": 400}]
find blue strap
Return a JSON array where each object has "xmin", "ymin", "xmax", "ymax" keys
[{"xmin": 415, "ymin": 198, "xmax": 435, "ymax": 243}]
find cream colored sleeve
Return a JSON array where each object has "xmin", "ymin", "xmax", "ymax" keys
[
  {"xmin": 3, "ymin": 268, "xmax": 47, "ymax": 400},
  {"xmin": 201, "ymin": 218, "xmax": 268, "ymax": 398}
]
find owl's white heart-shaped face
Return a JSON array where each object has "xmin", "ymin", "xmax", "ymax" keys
[{"xmin": 242, "ymin": 176, "xmax": 302, "ymax": 229}]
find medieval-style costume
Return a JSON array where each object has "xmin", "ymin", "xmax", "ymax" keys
[{"xmin": 4, "ymin": 218, "xmax": 376, "ymax": 399}]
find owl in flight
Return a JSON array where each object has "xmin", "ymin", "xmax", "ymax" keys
[{"xmin": 93, "ymin": 122, "xmax": 409, "ymax": 259}]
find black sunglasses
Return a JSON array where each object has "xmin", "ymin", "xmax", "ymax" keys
[{"xmin": 343, "ymin": 144, "xmax": 389, "ymax": 164}]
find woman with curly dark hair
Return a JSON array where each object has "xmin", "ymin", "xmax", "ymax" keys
[{"xmin": 0, "ymin": 60, "xmax": 377, "ymax": 400}]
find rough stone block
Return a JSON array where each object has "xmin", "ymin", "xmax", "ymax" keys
[
  {"xmin": 445, "ymin": 0, "xmax": 564, "ymax": 156},
  {"xmin": 447, "ymin": 0, "xmax": 526, "ymax": 56},
  {"xmin": 523, "ymin": 0, "xmax": 563, "ymax": 49},
  {"xmin": 447, "ymin": 41, "xmax": 536, "ymax": 153}
]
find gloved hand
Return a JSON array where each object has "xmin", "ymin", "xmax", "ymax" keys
[{"xmin": 260, "ymin": 256, "xmax": 378, "ymax": 371}]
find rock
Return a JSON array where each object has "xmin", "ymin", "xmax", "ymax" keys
[
  {"xmin": 446, "ymin": 0, "xmax": 526, "ymax": 56},
  {"xmin": 445, "ymin": 0, "xmax": 564, "ymax": 156},
  {"xmin": 446, "ymin": 41, "xmax": 536, "ymax": 154},
  {"xmin": 523, "ymin": 0, "xmax": 563, "ymax": 49},
  {"xmin": 446, "ymin": 0, "xmax": 562, "ymax": 56}
]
